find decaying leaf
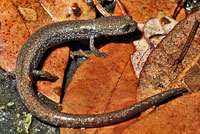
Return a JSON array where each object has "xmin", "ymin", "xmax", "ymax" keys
[
  {"xmin": 18, "ymin": 7, "xmax": 37, "ymax": 21},
  {"xmin": 13, "ymin": 0, "xmax": 53, "ymax": 33},
  {"xmin": 0, "ymin": 0, "xmax": 29, "ymax": 71},
  {"xmin": 137, "ymin": 10, "xmax": 200, "ymax": 101},
  {"xmin": 144, "ymin": 13, "xmax": 178, "ymax": 48},
  {"xmin": 131, "ymin": 23, "xmax": 152, "ymax": 77},
  {"xmin": 60, "ymin": 43, "xmax": 137, "ymax": 133},
  {"xmin": 180, "ymin": 54, "xmax": 200, "ymax": 91},
  {"xmin": 132, "ymin": 13, "xmax": 178, "ymax": 77},
  {"xmin": 168, "ymin": 53, "xmax": 200, "ymax": 91}
]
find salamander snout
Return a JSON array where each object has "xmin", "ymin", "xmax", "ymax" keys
[{"xmin": 121, "ymin": 15, "xmax": 137, "ymax": 34}]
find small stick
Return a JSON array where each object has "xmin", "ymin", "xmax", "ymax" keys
[
  {"xmin": 172, "ymin": 0, "xmax": 186, "ymax": 19},
  {"xmin": 93, "ymin": 0, "xmax": 111, "ymax": 16},
  {"xmin": 92, "ymin": 0, "xmax": 128, "ymax": 16},
  {"xmin": 115, "ymin": 0, "xmax": 127, "ymax": 15},
  {"xmin": 149, "ymin": 33, "xmax": 167, "ymax": 39}
]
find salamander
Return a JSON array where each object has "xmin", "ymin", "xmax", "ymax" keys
[{"xmin": 15, "ymin": 15, "xmax": 187, "ymax": 128}]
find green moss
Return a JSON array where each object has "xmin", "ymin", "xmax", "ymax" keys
[
  {"xmin": 16, "ymin": 113, "xmax": 20, "ymax": 118},
  {"xmin": 0, "ymin": 105, "xmax": 5, "ymax": 109},
  {"xmin": 7, "ymin": 102, "xmax": 14, "ymax": 107},
  {"xmin": 17, "ymin": 127, "xmax": 23, "ymax": 133},
  {"xmin": 23, "ymin": 112, "xmax": 32, "ymax": 133}
]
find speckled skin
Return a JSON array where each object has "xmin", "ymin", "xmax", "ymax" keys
[{"xmin": 15, "ymin": 15, "xmax": 186, "ymax": 128}]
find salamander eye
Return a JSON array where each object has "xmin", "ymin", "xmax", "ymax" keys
[{"xmin": 122, "ymin": 24, "xmax": 130, "ymax": 32}]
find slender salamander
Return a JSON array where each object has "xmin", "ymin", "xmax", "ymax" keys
[{"xmin": 15, "ymin": 15, "xmax": 187, "ymax": 128}]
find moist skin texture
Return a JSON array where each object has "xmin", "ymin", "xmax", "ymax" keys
[{"xmin": 15, "ymin": 15, "xmax": 186, "ymax": 128}]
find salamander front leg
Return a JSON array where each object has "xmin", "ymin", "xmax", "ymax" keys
[
  {"xmin": 89, "ymin": 37, "xmax": 107, "ymax": 58},
  {"xmin": 31, "ymin": 70, "xmax": 59, "ymax": 81}
]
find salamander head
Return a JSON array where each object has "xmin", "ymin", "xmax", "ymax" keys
[{"xmin": 95, "ymin": 15, "xmax": 137, "ymax": 36}]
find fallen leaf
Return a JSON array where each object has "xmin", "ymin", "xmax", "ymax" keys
[
  {"xmin": 37, "ymin": 47, "xmax": 70, "ymax": 102},
  {"xmin": 37, "ymin": 0, "xmax": 96, "ymax": 102},
  {"xmin": 0, "ymin": 0, "xmax": 29, "ymax": 71},
  {"xmin": 168, "ymin": 53, "xmax": 200, "ymax": 91},
  {"xmin": 60, "ymin": 43, "xmax": 138, "ymax": 133},
  {"xmin": 144, "ymin": 13, "xmax": 178, "ymax": 48},
  {"xmin": 40, "ymin": 0, "xmax": 96, "ymax": 21},
  {"xmin": 0, "ymin": 0, "xmax": 96, "ymax": 103},
  {"xmin": 122, "ymin": 92, "xmax": 200, "ymax": 134},
  {"xmin": 60, "ymin": 0, "xmax": 194, "ymax": 133},
  {"xmin": 12, "ymin": 0, "xmax": 53, "ymax": 33},
  {"xmin": 137, "ymin": 10, "xmax": 200, "ymax": 101},
  {"xmin": 11, "ymin": 0, "xmax": 65, "ymax": 103},
  {"xmin": 132, "ymin": 13, "xmax": 178, "ymax": 77},
  {"xmin": 180, "ymin": 54, "xmax": 200, "ymax": 91},
  {"xmin": 18, "ymin": 7, "xmax": 37, "ymax": 21},
  {"xmin": 1, "ymin": 0, "xmax": 198, "ymax": 133},
  {"xmin": 114, "ymin": 0, "xmax": 186, "ymax": 23}
]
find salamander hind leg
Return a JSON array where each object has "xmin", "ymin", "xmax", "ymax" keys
[
  {"xmin": 31, "ymin": 70, "xmax": 59, "ymax": 81},
  {"xmin": 89, "ymin": 37, "xmax": 107, "ymax": 58}
]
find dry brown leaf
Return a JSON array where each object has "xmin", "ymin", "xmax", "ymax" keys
[
  {"xmin": 137, "ymin": 10, "xmax": 200, "ymax": 101},
  {"xmin": 122, "ymin": 92, "xmax": 200, "ymax": 134},
  {"xmin": 0, "ymin": 0, "xmax": 96, "ymax": 102},
  {"xmin": 60, "ymin": 43, "xmax": 137, "ymax": 133},
  {"xmin": 36, "ymin": 0, "xmax": 95, "ymax": 102},
  {"xmin": 126, "ymin": 54, "xmax": 200, "ymax": 134},
  {"xmin": 168, "ymin": 53, "xmax": 200, "ymax": 91},
  {"xmin": 1, "ymin": 0, "xmax": 198, "ymax": 132},
  {"xmin": 40, "ymin": 0, "xmax": 96, "ymax": 21},
  {"xmin": 132, "ymin": 14, "xmax": 178, "ymax": 77},
  {"xmin": 144, "ymin": 14, "xmax": 178, "ymax": 48},
  {"xmin": 180, "ymin": 54, "xmax": 200, "ymax": 91},
  {"xmin": 12, "ymin": 0, "xmax": 67, "ymax": 103},
  {"xmin": 12, "ymin": 0, "xmax": 53, "ymax": 33},
  {"xmin": 60, "ymin": 0, "xmax": 197, "ymax": 133},
  {"xmin": 0, "ymin": 0, "xmax": 29, "ymax": 71},
  {"xmin": 114, "ymin": 0, "xmax": 186, "ymax": 23}
]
